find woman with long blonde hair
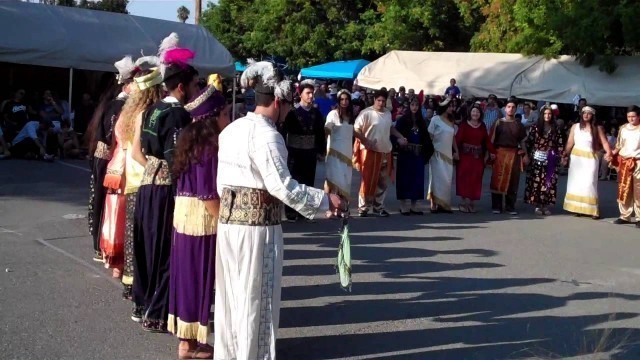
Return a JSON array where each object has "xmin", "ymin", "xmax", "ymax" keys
[{"xmin": 102, "ymin": 65, "xmax": 164, "ymax": 300}]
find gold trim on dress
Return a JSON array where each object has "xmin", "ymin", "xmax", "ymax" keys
[
  {"xmin": 328, "ymin": 148, "xmax": 352, "ymax": 166},
  {"xmin": 563, "ymin": 201, "xmax": 599, "ymax": 216},
  {"xmin": 435, "ymin": 151, "xmax": 453, "ymax": 165},
  {"xmin": 326, "ymin": 179, "xmax": 351, "ymax": 200},
  {"xmin": 565, "ymin": 192, "xmax": 598, "ymax": 205},
  {"xmin": 122, "ymin": 275, "xmax": 133, "ymax": 286},
  {"xmin": 167, "ymin": 314, "xmax": 209, "ymax": 344},
  {"xmin": 571, "ymin": 148, "xmax": 598, "ymax": 159},
  {"xmin": 94, "ymin": 141, "xmax": 112, "ymax": 160},
  {"xmin": 173, "ymin": 196, "xmax": 218, "ymax": 236}
]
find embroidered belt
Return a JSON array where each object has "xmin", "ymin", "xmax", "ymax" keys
[
  {"xmin": 140, "ymin": 156, "xmax": 172, "ymax": 186},
  {"xmin": 219, "ymin": 187, "xmax": 282, "ymax": 226},
  {"xmin": 287, "ymin": 134, "xmax": 315, "ymax": 150},
  {"xmin": 462, "ymin": 143, "xmax": 482, "ymax": 158},
  {"xmin": 94, "ymin": 141, "xmax": 112, "ymax": 160}
]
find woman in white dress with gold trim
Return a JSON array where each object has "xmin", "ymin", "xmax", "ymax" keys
[
  {"xmin": 562, "ymin": 106, "xmax": 612, "ymax": 219},
  {"xmin": 427, "ymin": 97, "xmax": 459, "ymax": 213}
]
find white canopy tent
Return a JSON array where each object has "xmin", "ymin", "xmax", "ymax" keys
[
  {"xmin": 356, "ymin": 51, "xmax": 640, "ymax": 107},
  {"xmin": 0, "ymin": 1, "xmax": 235, "ymax": 106}
]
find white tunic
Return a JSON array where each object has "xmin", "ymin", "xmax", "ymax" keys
[
  {"xmin": 325, "ymin": 110, "xmax": 354, "ymax": 198},
  {"xmin": 215, "ymin": 112, "xmax": 328, "ymax": 360},
  {"xmin": 563, "ymin": 125, "xmax": 600, "ymax": 216}
]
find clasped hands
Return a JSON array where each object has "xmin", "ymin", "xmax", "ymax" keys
[{"xmin": 327, "ymin": 193, "xmax": 348, "ymax": 216}]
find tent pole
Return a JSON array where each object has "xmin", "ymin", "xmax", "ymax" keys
[
  {"xmin": 232, "ymin": 76, "xmax": 236, "ymax": 121},
  {"xmin": 68, "ymin": 68, "xmax": 74, "ymax": 109}
]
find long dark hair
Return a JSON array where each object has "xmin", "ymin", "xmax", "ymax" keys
[
  {"xmin": 537, "ymin": 106, "xmax": 557, "ymax": 136},
  {"xmin": 396, "ymin": 100, "xmax": 427, "ymax": 139},
  {"xmin": 85, "ymin": 75, "xmax": 120, "ymax": 155},
  {"xmin": 337, "ymin": 92, "xmax": 354, "ymax": 124},
  {"xmin": 173, "ymin": 116, "xmax": 223, "ymax": 175},
  {"xmin": 579, "ymin": 110, "xmax": 601, "ymax": 153}
]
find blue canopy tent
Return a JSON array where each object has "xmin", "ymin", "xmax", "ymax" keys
[
  {"xmin": 300, "ymin": 59, "xmax": 370, "ymax": 80},
  {"xmin": 235, "ymin": 61, "xmax": 247, "ymax": 72}
]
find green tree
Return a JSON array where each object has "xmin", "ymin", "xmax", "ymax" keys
[
  {"xmin": 469, "ymin": 0, "xmax": 640, "ymax": 73},
  {"xmin": 177, "ymin": 5, "xmax": 190, "ymax": 23}
]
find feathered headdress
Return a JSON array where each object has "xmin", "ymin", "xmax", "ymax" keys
[
  {"xmin": 157, "ymin": 32, "xmax": 196, "ymax": 81},
  {"xmin": 135, "ymin": 54, "xmax": 160, "ymax": 70},
  {"xmin": 114, "ymin": 55, "xmax": 139, "ymax": 84},
  {"xmin": 240, "ymin": 59, "xmax": 292, "ymax": 102}
]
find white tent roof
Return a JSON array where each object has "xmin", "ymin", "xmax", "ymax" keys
[
  {"xmin": 356, "ymin": 50, "xmax": 640, "ymax": 107},
  {"xmin": 0, "ymin": 1, "xmax": 235, "ymax": 77}
]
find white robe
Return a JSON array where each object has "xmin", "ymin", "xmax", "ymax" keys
[
  {"xmin": 563, "ymin": 126, "xmax": 600, "ymax": 216},
  {"xmin": 427, "ymin": 115, "xmax": 455, "ymax": 210},
  {"xmin": 324, "ymin": 110, "xmax": 354, "ymax": 198},
  {"xmin": 215, "ymin": 112, "xmax": 328, "ymax": 360}
]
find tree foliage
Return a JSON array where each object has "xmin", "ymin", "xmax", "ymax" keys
[
  {"xmin": 201, "ymin": 0, "xmax": 484, "ymax": 68},
  {"xmin": 177, "ymin": 5, "xmax": 190, "ymax": 23},
  {"xmin": 182, "ymin": 0, "xmax": 640, "ymax": 73},
  {"xmin": 469, "ymin": 0, "xmax": 640, "ymax": 73}
]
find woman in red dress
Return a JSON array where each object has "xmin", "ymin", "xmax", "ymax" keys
[{"xmin": 456, "ymin": 104, "xmax": 495, "ymax": 212}]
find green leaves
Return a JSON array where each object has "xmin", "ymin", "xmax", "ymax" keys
[{"xmin": 202, "ymin": 0, "xmax": 640, "ymax": 73}]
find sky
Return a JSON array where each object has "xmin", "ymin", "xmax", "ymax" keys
[{"xmin": 127, "ymin": 0, "xmax": 217, "ymax": 25}]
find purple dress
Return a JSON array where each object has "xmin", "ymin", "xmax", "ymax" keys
[{"xmin": 168, "ymin": 151, "xmax": 218, "ymax": 344}]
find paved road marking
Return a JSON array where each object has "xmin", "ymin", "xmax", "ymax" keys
[
  {"xmin": 0, "ymin": 226, "xmax": 23, "ymax": 236},
  {"xmin": 57, "ymin": 160, "xmax": 90, "ymax": 173},
  {"xmin": 35, "ymin": 237, "xmax": 121, "ymax": 287}
]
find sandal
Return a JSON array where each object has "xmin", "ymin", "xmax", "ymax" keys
[
  {"xmin": 458, "ymin": 204, "xmax": 470, "ymax": 213},
  {"xmin": 468, "ymin": 204, "xmax": 477, "ymax": 213},
  {"xmin": 178, "ymin": 348, "xmax": 213, "ymax": 360},
  {"xmin": 534, "ymin": 208, "xmax": 543, "ymax": 216},
  {"xmin": 543, "ymin": 208, "xmax": 551, "ymax": 216}
]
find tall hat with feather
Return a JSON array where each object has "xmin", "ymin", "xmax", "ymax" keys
[
  {"xmin": 133, "ymin": 54, "xmax": 162, "ymax": 90},
  {"xmin": 157, "ymin": 32, "xmax": 196, "ymax": 82},
  {"xmin": 114, "ymin": 55, "xmax": 140, "ymax": 84},
  {"xmin": 240, "ymin": 59, "xmax": 293, "ymax": 103}
]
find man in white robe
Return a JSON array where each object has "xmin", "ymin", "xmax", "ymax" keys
[{"xmin": 214, "ymin": 61, "xmax": 345, "ymax": 360}]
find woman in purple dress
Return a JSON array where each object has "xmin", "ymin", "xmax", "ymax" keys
[{"xmin": 168, "ymin": 83, "xmax": 230, "ymax": 360}]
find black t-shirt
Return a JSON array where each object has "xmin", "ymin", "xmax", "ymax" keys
[{"xmin": 3, "ymin": 100, "xmax": 29, "ymax": 128}]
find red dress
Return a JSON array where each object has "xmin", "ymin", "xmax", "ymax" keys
[{"xmin": 456, "ymin": 121, "xmax": 494, "ymax": 200}]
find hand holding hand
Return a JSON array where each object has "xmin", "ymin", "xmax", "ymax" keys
[
  {"xmin": 490, "ymin": 154, "xmax": 496, "ymax": 161},
  {"xmin": 561, "ymin": 157, "xmax": 568, "ymax": 167},
  {"xmin": 328, "ymin": 194, "xmax": 347, "ymax": 214},
  {"xmin": 397, "ymin": 137, "xmax": 408, "ymax": 147},
  {"xmin": 522, "ymin": 155, "xmax": 530, "ymax": 166}
]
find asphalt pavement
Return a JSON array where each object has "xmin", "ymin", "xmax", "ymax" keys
[{"xmin": 0, "ymin": 158, "xmax": 639, "ymax": 360}]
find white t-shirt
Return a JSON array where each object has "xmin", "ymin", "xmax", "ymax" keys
[
  {"xmin": 12, "ymin": 121, "xmax": 40, "ymax": 145},
  {"xmin": 354, "ymin": 106, "xmax": 393, "ymax": 153}
]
